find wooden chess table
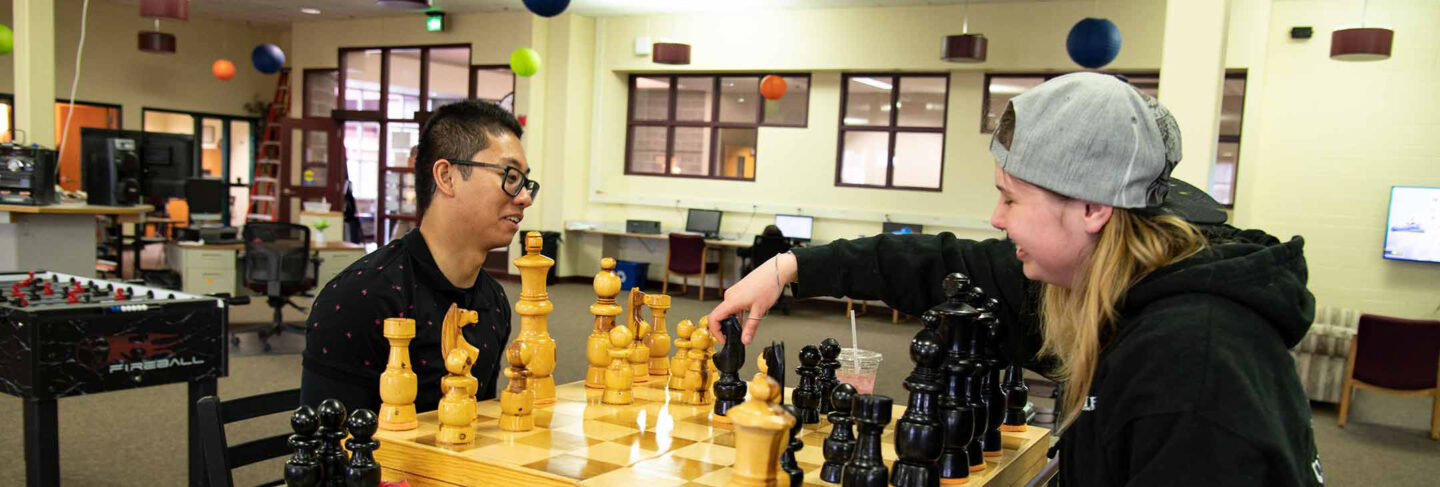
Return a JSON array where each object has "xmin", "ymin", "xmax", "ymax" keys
[{"xmin": 374, "ymin": 380, "xmax": 1050, "ymax": 486}]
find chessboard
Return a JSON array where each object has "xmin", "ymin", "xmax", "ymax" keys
[{"xmin": 373, "ymin": 380, "xmax": 1050, "ymax": 487}]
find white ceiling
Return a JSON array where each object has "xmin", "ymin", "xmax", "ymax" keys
[{"xmin": 107, "ymin": 0, "xmax": 1080, "ymax": 27}]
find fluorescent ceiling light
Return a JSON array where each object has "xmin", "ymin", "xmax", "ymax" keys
[
  {"xmin": 843, "ymin": 117, "xmax": 870, "ymax": 125},
  {"xmin": 852, "ymin": 77, "xmax": 893, "ymax": 90},
  {"xmin": 301, "ymin": 8, "xmax": 321, "ymax": 14}
]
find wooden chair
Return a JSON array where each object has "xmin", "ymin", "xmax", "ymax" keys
[
  {"xmin": 1337, "ymin": 314, "xmax": 1440, "ymax": 440},
  {"xmin": 664, "ymin": 233, "xmax": 723, "ymax": 301},
  {"xmin": 194, "ymin": 388, "xmax": 302, "ymax": 486}
]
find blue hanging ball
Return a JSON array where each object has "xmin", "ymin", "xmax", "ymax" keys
[
  {"xmin": 522, "ymin": 0, "xmax": 571, "ymax": 18},
  {"xmin": 251, "ymin": 44, "xmax": 286, "ymax": 74},
  {"xmin": 1066, "ymin": 18, "xmax": 1122, "ymax": 69}
]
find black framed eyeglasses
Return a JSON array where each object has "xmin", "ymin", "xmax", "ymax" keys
[{"xmin": 449, "ymin": 160, "xmax": 540, "ymax": 199}]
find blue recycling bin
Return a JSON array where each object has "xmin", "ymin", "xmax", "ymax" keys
[{"xmin": 614, "ymin": 260, "xmax": 650, "ymax": 291}]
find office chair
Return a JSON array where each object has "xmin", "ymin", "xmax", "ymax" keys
[
  {"xmin": 194, "ymin": 389, "xmax": 302, "ymax": 487},
  {"xmin": 741, "ymin": 234, "xmax": 795, "ymax": 314},
  {"xmin": 242, "ymin": 222, "xmax": 321, "ymax": 352},
  {"xmin": 1337, "ymin": 314, "xmax": 1440, "ymax": 439}
]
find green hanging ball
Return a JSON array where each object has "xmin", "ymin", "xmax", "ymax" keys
[
  {"xmin": 0, "ymin": 25, "xmax": 13, "ymax": 56},
  {"xmin": 510, "ymin": 48, "xmax": 541, "ymax": 77}
]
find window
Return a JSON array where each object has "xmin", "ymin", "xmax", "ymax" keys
[
  {"xmin": 983, "ymin": 71, "xmax": 1243, "ymax": 206},
  {"xmin": 625, "ymin": 73, "xmax": 810, "ymax": 180},
  {"xmin": 837, "ymin": 73, "xmax": 948, "ymax": 191}
]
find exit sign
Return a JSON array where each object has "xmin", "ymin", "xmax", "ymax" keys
[{"xmin": 426, "ymin": 12, "xmax": 445, "ymax": 32}]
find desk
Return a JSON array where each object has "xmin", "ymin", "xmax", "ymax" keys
[
  {"xmin": 167, "ymin": 241, "xmax": 366, "ymax": 296},
  {"xmin": 374, "ymin": 380, "xmax": 1051, "ymax": 486},
  {"xmin": 567, "ymin": 226, "xmax": 751, "ymax": 298},
  {"xmin": 0, "ymin": 203, "xmax": 154, "ymax": 277}
]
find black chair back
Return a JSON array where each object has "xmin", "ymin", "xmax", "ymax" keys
[
  {"xmin": 242, "ymin": 223, "xmax": 312, "ymax": 297},
  {"xmin": 749, "ymin": 235, "xmax": 793, "ymax": 271},
  {"xmin": 195, "ymin": 388, "xmax": 301, "ymax": 487}
]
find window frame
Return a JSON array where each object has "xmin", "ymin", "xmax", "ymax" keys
[
  {"xmin": 623, "ymin": 73, "xmax": 811, "ymax": 181},
  {"xmin": 834, "ymin": 72, "xmax": 950, "ymax": 192}
]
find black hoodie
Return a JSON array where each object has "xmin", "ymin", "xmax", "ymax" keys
[{"xmin": 792, "ymin": 227, "xmax": 1324, "ymax": 486}]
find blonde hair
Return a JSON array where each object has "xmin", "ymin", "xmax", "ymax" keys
[{"xmin": 1040, "ymin": 209, "xmax": 1207, "ymax": 428}]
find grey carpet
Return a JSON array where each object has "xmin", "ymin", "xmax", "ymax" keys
[{"xmin": 2, "ymin": 281, "xmax": 1436, "ymax": 485}]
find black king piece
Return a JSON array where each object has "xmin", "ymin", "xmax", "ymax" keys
[
  {"xmin": 890, "ymin": 311, "xmax": 947, "ymax": 487},
  {"xmin": 933, "ymin": 273, "xmax": 982, "ymax": 483},
  {"xmin": 713, "ymin": 316, "xmax": 747, "ymax": 418}
]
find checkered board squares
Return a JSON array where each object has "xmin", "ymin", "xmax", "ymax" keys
[{"xmin": 374, "ymin": 380, "xmax": 1049, "ymax": 486}]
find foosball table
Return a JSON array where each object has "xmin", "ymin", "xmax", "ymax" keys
[{"xmin": 361, "ymin": 235, "xmax": 1051, "ymax": 487}]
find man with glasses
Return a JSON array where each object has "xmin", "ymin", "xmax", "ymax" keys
[{"xmin": 300, "ymin": 100, "xmax": 537, "ymax": 412}]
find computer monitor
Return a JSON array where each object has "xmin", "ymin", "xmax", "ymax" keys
[
  {"xmin": 140, "ymin": 132, "xmax": 196, "ymax": 204},
  {"xmin": 774, "ymin": 214, "xmax": 813, "ymax": 240},
  {"xmin": 882, "ymin": 222, "xmax": 924, "ymax": 235},
  {"xmin": 186, "ymin": 178, "xmax": 228, "ymax": 222},
  {"xmin": 686, "ymin": 209, "xmax": 723, "ymax": 238}
]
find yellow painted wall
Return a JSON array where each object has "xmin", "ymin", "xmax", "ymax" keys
[
  {"xmin": 1233, "ymin": 0, "xmax": 1440, "ymax": 319},
  {"xmin": 0, "ymin": 0, "xmax": 286, "ymax": 129}
]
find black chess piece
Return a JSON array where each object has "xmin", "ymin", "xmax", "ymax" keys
[
  {"xmin": 780, "ymin": 404, "xmax": 805, "ymax": 487},
  {"xmin": 932, "ymin": 274, "xmax": 980, "ymax": 483},
  {"xmin": 285, "ymin": 406, "xmax": 324, "ymax": 487},
  {"xmin": 713, "ymin": 316, "xmax": 747, "ymax": 418},
  {"xmin": 793, "ymin": 345, "xmax": 823, "ymax": 424},
  {"xmin": 842, "ymin": 394, "xmax": 893, "ymax": 487},
  {"xmin": 1001, "ymin": 364, "xmax": 1029, "ymax": 432},
  {"xmin": 344, "ymin": 409, "xmax": 382, "ymax": 487},
  {"xmin": 763, "ymin": 342, "xmax": 787, "ymax": 405},
  {"xmin": 891, "ymin": 323, "xmax": 947, "ymax": 487},
  {"xmin": 974, "ymin": 296, "xmax": 1006, "ymax": 458},
  {"xmin": 961, "ymin": 292, "xmax": 991, "ymax": 472},
  {"xmin": 821, "ymin": 383, "xmax": 859, "ymax": 484},
  {"xmin": 818, "ymin": 338, "xmax": 842, "ymax": 414},
  {"xmin": 316, "ymin": 399, "xmax": 349, "ymax": 487}
]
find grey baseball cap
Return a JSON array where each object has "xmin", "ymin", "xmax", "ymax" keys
[{"xmin": 990, "ymin": 72, "xmax": 1226, "ymax": 225}]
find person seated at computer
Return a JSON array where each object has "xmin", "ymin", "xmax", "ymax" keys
[
  {"xmin": 738, "ymin": 225, "xmax": 791, "ymax": 275},
  {"xmin": 299, "ymin": 100, "xmax": 537, "ymax": 412}
]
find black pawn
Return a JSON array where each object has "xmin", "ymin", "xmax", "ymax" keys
[
  {"xmin": 842, "ymin": 394, "xmax": 893, "ymax": 487},
  {"xmin": 891, "ymin": 324, "xmax": 946, "ymax": 487},
  {"xmin": 284, "ymin": 406, "xmax": 323, "ymax": 487},
  {"xmin": 793, "ymin": 345, "xmax": 823, "ymax": 424},
  {"xmin": 344, "ymin": 409, "xmax": 382, "ymax": 487},
  {"xmin": 713, "ymin": 316, "xmax": 747, "ymax": 418},
  {"xmin": 316, "ymin": 399, "xmax": 349, "ymax": 487},
  {"xmin": 819, "ymin": 338, "xmax": 843, "ymax": 414},
  {"xmin": 780, "ymin": 404, "xmax": 805, "ymax": 487},
  {"xmin": 821, "ymin": 383, "xmax": 859, "ymax": 484}
]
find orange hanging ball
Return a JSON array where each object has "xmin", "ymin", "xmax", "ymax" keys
[
  {"xmin": 760, "ymin": 74, "xmax": 787, "ymax": 101},
  {"xmin": 212, "ymin": 59, "xmax": 236, "ymax": 81}
]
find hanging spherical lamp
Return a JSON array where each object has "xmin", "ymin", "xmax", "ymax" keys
[
  {"xmin": 1066, "ymin": 18, "xmax": 1122, "ymax": 69},
  {"xmin": 0, "ymin": 25, "xmax": 12, "ymax": 56},
  {"xmin": 252, "ymin": 44, "xmax": 286, "ymax": 74},
  {"xmin": 212, "ymin": 59, "xmax": 236, "ymax": 81},
  {"xmin": 760, "ymin": 75, "xmax": 787, "ymax": 101},
  {"xmin": 522, "ymin": 0, "xmax": 570, "ymax": 18}
]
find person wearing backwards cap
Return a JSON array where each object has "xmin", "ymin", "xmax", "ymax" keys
[{"xmin": 707, "ymin": 72, "xmax": 1323, "ymax": 486}]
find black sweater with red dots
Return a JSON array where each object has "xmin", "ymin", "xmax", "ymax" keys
[{"xmin": 299, "ymin": 229, "xmax": 512, "ymax": 412}]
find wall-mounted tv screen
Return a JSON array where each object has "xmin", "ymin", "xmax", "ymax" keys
[{"xmin": 1383, "ymin": 186, "xmax": 1440, "ymax": 263}]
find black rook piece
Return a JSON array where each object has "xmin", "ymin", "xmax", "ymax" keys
[
  {"xmin": 1001, "ymin": 364, "xmax": 1029, "ymax": 432},
  {"xmin": 842, "ymin": 394, "xmax": 893, "ymax": 487},
  {"xmin": 344, "ymin": 409, "xmax": 382, "ymax": 487},
  {"xmin": 713, "ymin": 316, "xmax": 747, "ymax": 418},
  {"xmin": 316, "ymin": 399, "xmax": 349, "ymax": 487},
  {"xmin": 793, "ymin": 345, "xmax": 824, "ymax": 424},
  {"xmin": 819, "ymin": 338, "xmax": 843, "ymax": 414},
  {"xmin": 890, "ymin": 321, "xmax": 947, "ymax": 487},
  {"xmin": 284, "ymin": 406, "xmax": 323, "ymax": 487},
  {"xmin": 821, "ymin": 383, "xmax": 859, "ymax": 484},
  {"xmin": 780, "ymin": 404, "xmax": 805, "ymax": 487}
]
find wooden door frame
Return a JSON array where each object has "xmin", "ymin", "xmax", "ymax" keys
[{"xmin": 278, "ymin": 117, "xmax": 344, "ymax": 220}]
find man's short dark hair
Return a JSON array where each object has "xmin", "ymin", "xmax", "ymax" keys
[{"xmin": 415, "ymin": 100, "xmax": 524, "ymax": 218}]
